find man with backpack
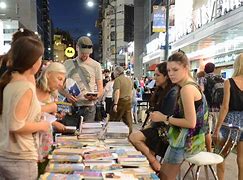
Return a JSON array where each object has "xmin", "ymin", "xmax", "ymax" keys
[{"xmin": 203, "ymin": 62, "xmax": 224, "ymax": 135}]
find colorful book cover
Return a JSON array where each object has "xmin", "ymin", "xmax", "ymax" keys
[
  {"xmin": 57, "ymin": 142, "xmax": 84, "ymax": 148},
  {"xmin": 46, "ymin": 163, "xmax": 84, "ymax": 173},
  {"xmin": 118, "ymin": 156, "xmax": 147, "ymax": 162},
  {"xmin": 74, "ymin": 171, "xmax": 103, "ymax": 180},
  {"xmin": 83, "ymin": 151, "xmax": 113, "ymax": 160},
  {"xmin": 83, "ymin": 159, "xmax": 115, "ymax": 167},
  {"xmin": 90, "ymin": 164, "xmax": 123, "ymax": 171},
  {"xmin": 39, "ymin": 172, "xmax": 82, "ymax": 180},
  {"xmin": 56, "ymin": 101, "xmax": 72, "ymax": 114},
  {"xmin": 66, "ymin": 78, "xmax": 81, "ymax": 97},
  {"xmin": 102, "ymin": 171, "xmax": 137, "ymax": 180},
  {"xmin": 53, "ymin": 148, "xmax": 84, "ymax": 155},
  {"xmin": 48, "ymin": 154, "xmax": 82, "ymax": 163}
]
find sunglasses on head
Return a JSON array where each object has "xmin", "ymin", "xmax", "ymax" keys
[{"xmin": 81, "ymin": 44, "xmax": 93, "ymax": 49}]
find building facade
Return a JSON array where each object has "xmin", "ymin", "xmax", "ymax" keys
[
  {"xmin": 0, "ymin": 0, "xmax": 52, "ymax": 60},
  {"xmin": 101, "ymin": 0, "xmax": 134, "ymax": 69}
]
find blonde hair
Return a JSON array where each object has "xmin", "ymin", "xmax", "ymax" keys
[
  {"xmin": 232, "ymin": 53, "xmax": 243, "ymax": 77},
  {"xmin": 37, "ymin": 62, "xmax": 66, "ymax": 92}
]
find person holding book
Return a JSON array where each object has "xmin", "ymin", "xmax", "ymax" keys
[
  {"xmin": 36, "ymin": 62, "xmax": 67, "ymax": 131},
  {"xmin": 150, "ymin": 51, "xmax": 208, "ymax": 180},
  {"xmin": 129, "ymin": 62, "xmax": 178, "ymax": 172},
  {"xmin": 0, "ymin": 37, "xmax": 50, "ymax": 179},
  {"xmin": 60, "ymin": 36, "xmax": 103, "ymax": 123},
  {"xmin": 36, "ymin": 62, "xmax": 67, "ymax": 170}
]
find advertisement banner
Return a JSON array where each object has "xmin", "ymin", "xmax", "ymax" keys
[{"xmin": 152, "ymin": 6, "xmax": 166, "ymax": 32}]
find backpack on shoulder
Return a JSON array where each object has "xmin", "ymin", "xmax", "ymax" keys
[{"xmin": 205, "ymin": 75, "xmax": 224, "ymax": 108}]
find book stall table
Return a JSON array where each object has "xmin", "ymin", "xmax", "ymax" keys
[{"xmin": 39, "ymin": 122, "xmax": 159, "ymax": 180}]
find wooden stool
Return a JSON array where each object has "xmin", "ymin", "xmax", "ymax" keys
[{"xmin": 183, "ymin": 152, "xmax": 223, "ymax": 180}]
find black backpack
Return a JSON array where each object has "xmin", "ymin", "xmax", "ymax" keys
[{"xmin": 204, "ymin": 75, "xmax": 224, "ymax": 108}]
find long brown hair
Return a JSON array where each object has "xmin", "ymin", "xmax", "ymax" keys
[
  {"xmin": 149, "ymin": 62, "xmax": 174, "ymax": 110},
  {"xmin": 0, "ymin": 37, "xmax": 44, "ymax": 114}
]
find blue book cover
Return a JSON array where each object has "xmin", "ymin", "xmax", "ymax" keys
[{"xmin": 68, "ymin": 82, "xmax": 81, "ymax": 97}]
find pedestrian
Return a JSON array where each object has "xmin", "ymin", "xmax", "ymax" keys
[
  {"xmin": 129, "ymin": 62, "xmax": 178, "ymax": 172},
  {"xmin": 202, "ymin": 62, "xmax": 224, "ymax": 152},
  {"xmin": 131, "ymin": 82, "xmax": 139, "ymax": 124},
  {"xmin": 0, "ymin": 37, "xmax": 50, "ymax": 179},
  {"xmin": 110, "ymin": 66, "xmax": 133, "ymax": 133},
  {"xmin": 213, "ymin": 53, "xmax": 243, "ymax": 180},
  {"xmin": 103, "ymin": 72, "xmax": 115, "ymax": 117},
  {"xmin": 150, "ymin": 51, "xmax": 208, "ymax": 180},
  {"xmin": 60, "ymin": 36, "xmax": 103, "ymax": 123},
  {"xmin": 203, "ymin": 62, "xmax": 224, "ymax": 133}
]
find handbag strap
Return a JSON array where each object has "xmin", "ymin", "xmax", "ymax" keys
[{"xmin": 73, "ymin": 59, "xmax": 91, "ymax": 92}]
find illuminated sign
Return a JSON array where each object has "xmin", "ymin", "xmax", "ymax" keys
[
  {"xmin": 152, "ymin": 6, "xmax": 166, "ymax": 32},
  {"xmin": 65, "ymin": 47, "xmax": 75, "ymax": 58}
]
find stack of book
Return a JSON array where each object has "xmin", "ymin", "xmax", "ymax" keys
[
  {"xmin": 80, "ymin": 122, "xmax": 103, "ymax": 135},
  {"xmin": 48, "ymin": 154, "xmax": 83, "ymax": 163},
  {"xmin": 105, "ymin": 122, "xmax": 129, "ymax": 138},
  {"xmin": 45, "ymin": 163, "xmax": 84, "ymax": 173},
  {"xmin": 41, "ymin": 118, "xmax": 160, "ymax": 180},
  {"xmin": 55, "ymin": 136, "xmax": 82, "ymax": 148}
]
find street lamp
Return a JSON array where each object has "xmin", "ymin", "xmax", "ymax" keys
[
  {"xmin": 87, "ymin": 1, "xmax": 94, "ymax": 8},
  {"xmin": 0, "ymin": 2, "xmax": 6, "ymax": 9},
  {"xmin": 107, "ymin": 0, "xmax": 117, "ymax": 65},
  {"xmin": 165, "ymin": 0, "xmax": 170, "ymax": 60},
  {"xmin": 87, "ymin": 32, "xmax": 91, "ymax": 37}
]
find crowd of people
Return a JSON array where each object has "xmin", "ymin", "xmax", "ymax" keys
[{"xmin": 0, "ymin": 28, "xmax": 242, "ymax": 180}]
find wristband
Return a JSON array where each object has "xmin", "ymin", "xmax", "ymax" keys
[
  {"xmin": 165, "ymin": 115, "xmax": 171, "ymax": 125},
  {"xmin": 113, "ymin": 104, "xmax": 117, "ymax": 105}
]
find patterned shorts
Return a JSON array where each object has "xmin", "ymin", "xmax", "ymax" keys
[{"xmin": 221, "ymin": 111, "xmax": 243, "ymax": 142}]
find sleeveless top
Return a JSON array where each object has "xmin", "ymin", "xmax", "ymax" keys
[
  {"xmin": 0, "ymin": 81, "xmax": 41, "ymax": 160},
  {"xmin": 168, "ymin": 82, "xmax": 208, "ymax": 155},
  {"xmin": 229, "ymin": 78, "xmax": 243, "ymax": 111}
]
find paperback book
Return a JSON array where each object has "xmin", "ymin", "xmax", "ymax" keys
[
  {"xmin": 45, "ymin": 163, "xmax": 84, "ymax": 173},
  {"xmin": 83, "ymin": 151, "xmax": 113, "ymax": 160},
  {"xmin": 73, "ymin": 171, "xmax": 103, "ymax": 180},
  {"xmin": 48, "ymin": 154, "xmax": 83, "ymax": 163},
  {"xmin": 39, "ymin": 173, "xmax": 82, "ymax": 180},
  {"xmin": 53, "ymin": 148, "xmax": 84, "ymax": 155},
  {"xmin": 56, "ymin": 101, "xmax": 72, "ymax": 114},
  {"xmin": 66, "ymin": 78, "xmax": 81, "ymax": 97}
]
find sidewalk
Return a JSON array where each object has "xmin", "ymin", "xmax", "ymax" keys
[{"xmin": 132, "ymin": 123, "xmax": 238, "ymax": 180}]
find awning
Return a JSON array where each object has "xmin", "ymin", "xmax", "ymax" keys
[{"xmin": 148, "ymin": 64, "xmax": 157, "ymax": 71}]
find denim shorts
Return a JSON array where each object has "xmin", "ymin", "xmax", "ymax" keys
[{"xmin": 163, "ymin": 146, "xmax": 185, "ymax": 164}]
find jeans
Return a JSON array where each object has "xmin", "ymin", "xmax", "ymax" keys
[
  {"xmin": 0, "ymin": 157, "xmax": 37, "ymax": 180},
  {"xmin": 73, "ymin": 105, "xmax": 96, "ymax": 123}
]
